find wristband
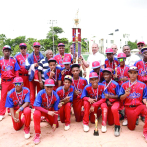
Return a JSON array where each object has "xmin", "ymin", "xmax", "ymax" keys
[{"xmin": 19, "ymin": 107, "xmax": 24, "ymax": 111}]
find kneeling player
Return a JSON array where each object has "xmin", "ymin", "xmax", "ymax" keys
[
  {"xmin": 33, "ymin": 79, "xmax": 60, "ymax": 145},
  {"xmin": 81, "ymin": 72, "xmax": 107, "ymax": 132},
  {"xmin": 57, "ymin": 75, "xmax": 74, "ymax": 131},
  {"xmin": 5, "ymin": 77, "xmax": 31, "ymax": 139},
  {"xmin": 102, "ymin": 68, "xmax": 120, "ymax": 136},
  {"xmin": 119, "ymin": 66, "xmax": 147, "ymax": 142}
]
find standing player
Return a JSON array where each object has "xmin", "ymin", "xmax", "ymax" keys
[
  {"xmin": 54, "ymin": 43, "xmax": 73, "ymax": 68},
  {"xmin": 71, "ymin": 64, "xmax": 88, "ymax": 122},
  {"xmin": 15, "ymin": 43, "xmax": 30, "ymax": 89},
  {"xmin": 33, "ymin": 79, "xmax": 60, "ymax": 145},
  {"xmin": 101, "ymin": 68, "xmax": 120, "ymax": 136},
  {"xmin": 25, "ymin": 42, "xmax": 44, "ymax": 107},
  {"xmin": 44, "ymin": 58, "xmax": 61, "ymax": 91},
  {"xmin": 56, "ymin": 75, "xmax": 74, "ymax": 131},
  {"xmin": 5, "ymin": 77, "xmax": 31, "ymax": 139},
  {"xmin": 81, "ymin": 72, "xmax": 107, "ymax": 132},
  {"xmin": 119, "ymin": 66, "xmax": 147, "ymax": 142},
  {"xmin": 0, "ymin": 45, "xmax": 20, "ymax": 121}
]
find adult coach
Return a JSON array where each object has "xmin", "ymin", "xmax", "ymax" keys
[
  {"xmin": 136, "ymin": 41, "xmax": 146, "ymax": 59},
  {"xmin": 123, "ymin": 45, "xmax": 140, "ymax": 66},
  {"xmin": 80, "ymin": 43, "xmax": 105, "ymax": 70},
  {"xmin": 15, "ymin": 43, "xmax": 30, "ymax": 89},
  {"xmin": 54, "ymin": 43, "xmax": 73, "ymax": 68},
  {"xmin": 111, "ymin": 44, "xmax": 118, "ymax": 58}
]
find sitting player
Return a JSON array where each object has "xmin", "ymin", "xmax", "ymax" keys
[
  {"xmin": 81, "ymin": 72, "xmax": 107, "ymax": 132},
  {"xmin": 101, "ymin": 68, "xmax": 120, "ymax": 136},
  {"xmin": 33, "ymin": 79, "xmax": 60, "ymax": 145},
  {"xmin": 5, "ymin": 77, "xmax": 31, "ymax": 139},
  {"xmin": 57, "ymin": 75, "xmax": 74, "ymax": 131},
  {"xmin": 44, "ymin": 58, "xmax": 61, "ymax": 91},
  {"xmin": 71, "ymin": 64, "xmax": 88, "ymax": 122},
  {"xmin": 119, "ymin": 66, "xmax": 147, "ymax": 142}
]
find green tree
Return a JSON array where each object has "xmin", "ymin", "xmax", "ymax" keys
[{"xmin": 128, "ymin": 41, "xmax": 138, "ymax": 50}]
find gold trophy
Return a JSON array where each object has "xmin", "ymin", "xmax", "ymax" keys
[
  {"xmin": 114, "ymin": 62, "xmax": 118, "ymax": 82},
  {"xmin": 93, "ymin": 113, "xmax": 99, "ymax": 136}
]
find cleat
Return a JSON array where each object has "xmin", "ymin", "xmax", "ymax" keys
[
  {"xmin": 114, "ymin": 125, "xmax": 120, "ymax": 137},
  {"xmin": 64, "ymin": 125, "xmax": 70, "ymax": 131},
  {"xmin": 33, "ymin": 133, "xmax": 41, "ymax": 145},
  {"xmin": 122, "ymin": 119, "xmax": 128, "ymax": 126},
  {"xmin": 24, "ymin": 127, "xmax": 30, "ymax": 139},
  {"xmin": 101, "ymin": 125, "xmax": 107, "ymax": 133},
  {"xmin": 83, "ymin": 124, "xmax": 89, "ymax": 132}
]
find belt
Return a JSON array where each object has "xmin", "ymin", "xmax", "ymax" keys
[
  {"xmin": 3, "ymin": 79, "xmax": 13, "ymax": 82},
  {"xmin": 129, "ymin": 105, "xmax": 136, "ymax": 108},
  {"xmin": 19, "ymin": 73, "xmax": 28, "ymax": 76}
]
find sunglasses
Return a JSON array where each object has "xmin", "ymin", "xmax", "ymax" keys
[
  {"xmin": 118, "ymin": 58, "xmax": 125, "ymax": 62},
  {"xmin": 138, "ymin": 44, "xmax": 144, "ymax": 47},
  {"xmin": 20, "ymin": 47, "xmax": 26, "ymax": 50},
  {"xmin": 14, "ymin": 83, "xmax": 22, "ymax": 86}
]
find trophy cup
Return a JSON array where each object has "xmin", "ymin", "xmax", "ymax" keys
[
  {"xmin": 93, "ymin": 113, "xmax": 99, "ymax": 136},
  {"xmin": 114, "ymin": 62, "xmax": 118, "ymax": 82}
]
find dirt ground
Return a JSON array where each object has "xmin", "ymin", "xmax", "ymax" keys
[{"xmin": 0, "ymin": 112, "xmax": 147, "ymax": 147}]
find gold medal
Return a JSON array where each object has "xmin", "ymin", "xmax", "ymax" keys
[{"xmin": 128, "ymin": 87, "xmax": 131, "ymax": 91}]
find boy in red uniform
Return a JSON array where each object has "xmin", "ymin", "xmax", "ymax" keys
[
  {"xmin": 71, "ymin": 64, "xmax": 88, "ymax": 122},
  {"xmin": 81, "ymin": 72, "xmax": 107, "ymax": 132},
  {"xmin": 119, "ymin": 66, "xmax": 147, "ymax": 142},
  {"xmin": 5, "ymin": 77, "xmax": 31, "ymax": 139},
  {"xmin": 57, "ymin": 75, "xmax": 74, "ymax": 131},
  {"xmin": 33, "ymin": 79, "xmax": 60, "ymax": 145},
  {"xmin": 44, "ymin": 58, "xmax": 61, "ymax": 90},
  {"xmin": 0, "ymin": 45, "xmax": 20, "ymax": 120},
  {"xmin": 101, "ymin": 68, "xmax": 120, "ymax": 136}
]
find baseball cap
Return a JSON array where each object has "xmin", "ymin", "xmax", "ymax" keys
[
  {"xmin": 58, "ymin": 43, "xmax": 65, "ymax": 47},
  {"xmin": 33, "ymin": 42, "xmax": 41, "ymax": 47},
  {"xmin": 92, "ymin": 61, "xmax": 100, "ymax": 69},
  {"xmin": 63, "ymin": 57, "xmax": 71, "ymax": 64},
  {"xmin": 105, "ymin": 48, "xmax": 113, "ymax": 54},
  {"xmin": 44, "ymin": 79, "xmax": 55, "ymax": 86},
  {"xmin": 137, "ymin": 41, "xmax": 145, "ymax": 45},
  {"xmin": 19, "ymin": 43, "xmax": 27, "ymax": 47},
  {"xmin": 117, "ymin": 53, "xmax": 126, "ymax": 58},
  {"xmin": 71, "ymin": 64, "xmax": 80, "ymax": 69},
  {"xmin": 64, "ymin": 75, "xmax": 72, "ymax": 82},
  {"xmin": 89, "ymin": 72, "xmax": 98, "ymax": 79},
  {"xmin": 48, "ymin": 58, "xmax": 57, "ymax": 63},
  {"xmin": 141, "ymin": 47, "xmax": 147, "ymax": 53},
  {"xmin": 128, "ymin": 66, "xmax": 138, "ymax": 72},
  {"xmin": 3, "ymin": 45, "xmax": 11, "ymax": 51},
  {"xmin": 13, "ymin": 77, "xmax": 23, "ymax": 83},
  {"xmin": 103, "ymin": 68, "xmax": 113, "ymax": 74}
]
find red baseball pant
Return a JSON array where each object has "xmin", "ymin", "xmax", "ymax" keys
[
  {"xmin": 29, "ymin": 80, "xmax": 41, "ymax": 107},
  {"xmin": 33, "ymin": 110, "xmax": 58, "ymax": 134},
  {"xmin": 125, "ymin": 104, "xmax": 147, "ymax": 133},
  {"xmin": 0, "ymin": 80, "xmax": 14, "ymax": 115},
  {"xmin": 101, "ymin": 101, "xmax": 120, "ymax": 126},
  {"xmin": 83, "ymin": 101, "xmax": 107, "ymax": 125},
  {"xmin": 12, "ymin": 107, "xmax": 31, "ymax": 131},
  {"xmin": 20, "ymin": 75, "xmax": 30, "ymax": 89},
  {"xmin": 59, "ymin": 102, "xmax": 71, "ymax": 126}
]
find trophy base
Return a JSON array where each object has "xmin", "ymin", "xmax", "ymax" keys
[{"xmin": 93, "ymin": 130, "xmax": 99, "ymax": 136}]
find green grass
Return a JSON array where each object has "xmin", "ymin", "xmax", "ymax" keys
[{"xmin": 82, "ymin": 54, "xmax": 89, "ymax": 61}]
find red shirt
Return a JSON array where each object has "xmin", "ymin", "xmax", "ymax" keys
[
  {"xmin": 33, "ymin": 55, "xmax": 40, "ymax": 63},
  {"xmin": 105, "ymin": 58, "xmax": 119, "ymax": 71}
]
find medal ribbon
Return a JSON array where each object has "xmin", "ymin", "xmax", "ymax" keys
[
  {"xmin": 3, "ymin": 57, "xmax": 10, "ymax": 71},
  {"xmin": 72, "ymin": 78, "xmax": 80, "ymax": 90},
  {"xmin": 52, "ymin": 69, "xmax": 57, "ymax": 82},
  {"xmin": 119, "ymin": 66, "xmax": 126, "ymax": 77},
  {"xmin": 63, "ymin": 86, "xmax": 70, "ymax": 98},
  {"xmin": 92, "ymin": 87, "xmax": 98, "ymax": 100},
  {"xmin": 46, "ymin": 91, "xmax": 53, "ymax": 108},
  {"xmin": 34, "ymin": 53, "xmax": 40, "ymax": 62},
  {"xmin": 143, "ymin": 60, "xmax": 147, "ymax": 75},
  {"xmin": 15, "ymin": 89, "xmax": 23, "ymax": 105},
  {"xmin": 129, "ymin": 80, "xmax": 137, "ymax": 87},
  {"xmin": 104, "ymin": 79, "xmax": 112, "ymax": 91}
]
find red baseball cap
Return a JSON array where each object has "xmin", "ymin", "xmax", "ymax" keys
[
  {"xmin": 13, "ymin": 77, "xmax": 23, "ymax": 83},
  {"xmin": 44, "ymin": 79, "xmax": 55, "ymax": 86},
  {"xmin": 89, "ymin": 72, "xmax": 98, "ymax": 79},
  {"xmin": 128, "ymin": 66, "xmax": 138, "ymax": 72},
  {"xmin": 92, "ymin": 61, "xmax": 100, "ymax": 69},
  {"xmin": 117, "ymin": 53, "xmax": 126, "ymax": 58},
  {"xmin": 3, "ymin": 45, "xmax": 11, "ymax": 51},
  {"xmin": 137, "ymin": 41, "xmax": 145, "ymax": 45},
  {"xmin": 103, "ymin": 68, "xmax": 113, "ymax": 74},
  {"xmin": 63, "ymin": 57, "xmax": 71, "ymax": 64},
  {"xmin": 48, "ymin": 58, "xmax": 57, "ymax": 63},
  {"xmin": 33, "ymin": 42, "xmax": 41, "ymax": 47},
  {"xmin": 19, "ymin": 43, "xmax": 27, "ymax": 47},
  {"xmin": 58, "ymin": 43, "xmax": 65, "ymax": 47},
  {"xmin": 105, "ymin": 48, "xmax": 113, "ymax": 54}
]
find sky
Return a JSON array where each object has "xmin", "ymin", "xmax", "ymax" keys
[{"xmin": 0, "ymin": 0, "xmax": 147, "ymax": 43}]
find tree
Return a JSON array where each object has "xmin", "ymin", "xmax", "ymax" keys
[{"xmin": 128, "ymin": 41, "xmax": 138, "ymax": 50}]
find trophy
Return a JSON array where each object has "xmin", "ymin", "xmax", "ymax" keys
[
  {"xmin": 93, "ymin": 113, "xmax": 99, "ymax": 136},
  {"xmin": 114, "ymin": 62, "xmax": 118, "ymax": 82}
]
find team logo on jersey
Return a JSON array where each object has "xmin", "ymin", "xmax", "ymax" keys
[
  {"xmin": 128, "ymin": 92, "xmax": 141, "ymax": 99},
  {"xmin": 139, "ymin": 69, "xmax": 147, "ymax": 76},
  {"xmin": 20, "ymin": 60, "xmax": 25, "ymax": 66},
  {"xmin": 59, "ymin": 59, "xmax": 63, "ymax": 65},
  {"xmin": 2, "ymin": 65, "xmax": 13, "ymax": 71}
]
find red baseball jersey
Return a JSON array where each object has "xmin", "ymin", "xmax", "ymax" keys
[
  {"xmin": 33, "ymin": 55, "xmax": 40, "ymax": 63},
  {"xmin": 119, "ymin": 80, "xmax": 147, "ymax": 106},
  {"xmin": 117, "ymin": 65, "xmax": 129, "ymax": 85},
  {"xmin": 61, "ymin": 67, "xmax": 72, "ymax": 85},
  {"xmin": 105, "ymin": 57, "xmax": 119, "ymax": 71},
  {"xmin": 71, "ymin": 77, "xmax": 88, "ymax": 100},
  {"xmin": 90, "ymin": 68, "xmax": 104, "ymax": 82},
  {"xmin": 0, "ymin": 57, "xmax": 20, "ymax": 79},
  {"xmin": 15, "ymin": 53, "xmax": 29, "ymax": 74},
  {"xmin": 134, "ymin": 60, "xmax": 147, "ymax": 85}
]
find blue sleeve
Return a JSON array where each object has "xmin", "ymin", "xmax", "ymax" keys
[
  {"xmin": 85, "ymin": 79, "xmax": 88, "ymax": 85},
  {"xmin": 53, "ymin": 93, "xmax": 60, "ymax": 111},
  {"xmin": 143, "ymin": 86, "xmax": 147, "ymax": 99},
  {"xmin": 115, "ymin": 84, "xmax": 120, "ymax": 96},
  {"xmin": 81, "ymin": 87, "xmax": 88, "ymax": 99},
  {"xmin": 5, "ymin": 95, "xmax": 14, "ymax": 108},
  {"xmin": 119, "ymin": 85, "xmax": 125, "ymax": 96},
  {"xmin": 14, "ymin": 60, "xmax": 20, "ymax": 71},
  {"xmin": 33, "ymin": 91, "xmax": 42, "ymax": 107},
  {"xmin": 24, "ymin": 90, "xmax": 30, "ymax": 103},
  {"xmin": 69, "ymin": 87, "xmax": 74, "ymax": 102},
  {"xmin": 102, "ymin": 89, "xmax": 108, "ymax": 98},
  {"xmin": 58, "ymin": 72, "xmax": 61, "ymax": 80},
  {"xmin": 44, "ymin": 69, "xmax": 49, "ymax": 80},
  {"xmin": 25, "ymin": 55, "xmax": 33, "ymax": 70}
]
